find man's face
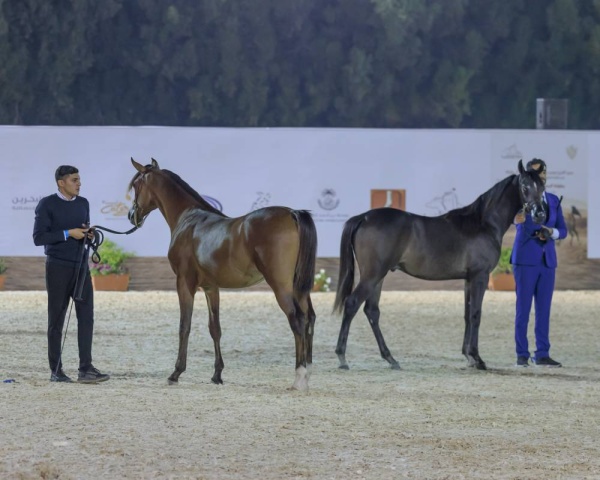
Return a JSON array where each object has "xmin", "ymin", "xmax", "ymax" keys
[
  {"xmin": 531, "ymin": 164, "xmax": 547, "ymax": 185},
  {"xmin": 58, "ymin": 173, "xmax": 81, "ymax": 198}
]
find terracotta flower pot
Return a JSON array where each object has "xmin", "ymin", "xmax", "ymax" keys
[
  {"xmin": 91, "ymin": 273, "xmax": 130, "ymax": 291},
  {"xmin": 488, "ymin": 272, "xmax": 515, "ymax": 291}
]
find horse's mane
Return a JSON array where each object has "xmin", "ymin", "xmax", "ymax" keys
[
  {"xmin": 442, "ymin": 174, "xmax": 517, "ymax": 233},
  {"xmin": 162, "ymin": 169, "xmax": 225, "ymax": 216},
  {"xmin": 128, "ymin": 166, "xmax": 225, "ymax": 217}
]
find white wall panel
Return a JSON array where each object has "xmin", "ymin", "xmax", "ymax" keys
[{"xmin": 1, "ymin": 126, "xmax": 596, "ymax": 258}]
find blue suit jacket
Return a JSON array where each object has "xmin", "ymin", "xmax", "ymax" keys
[{"xmin": 511, "ymin": 192, "xmax": 568, "ymax": 268}]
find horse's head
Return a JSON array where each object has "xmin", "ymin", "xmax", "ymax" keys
[
  {"xmin": 128, "ymin": 157, "xmax": 160, "ymax": 228},
  {"xmin": 517, "ymin": 159, "xmax": 546, "ymax": 224}
]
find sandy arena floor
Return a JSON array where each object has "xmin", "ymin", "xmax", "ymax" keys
[{"xmin": 1, "ymin": 290, "xmax": 599, "ymax": 479}]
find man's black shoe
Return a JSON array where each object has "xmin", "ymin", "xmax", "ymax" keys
[
  {"xmin": 515, "ymin": 356, "xmax": 529, "ymax": 367},
  {"xmin": 50, "ymin": 369, "xmax": 73, "ymax": 383},
  {"xmin": 78, "ymin": 366, "xmax": 110, "ymax": 384},
  {"xmin": 533, "ymin": 357, "xmax": 562, "ymax": 368}
]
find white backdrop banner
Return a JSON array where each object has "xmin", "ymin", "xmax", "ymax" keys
[{"xmin": 0, "ymin": 126, "xmax": 597, "ymax": 258}]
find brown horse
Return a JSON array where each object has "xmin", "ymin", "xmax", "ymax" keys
[{"xmin": 127, "ymin": 158, "xmax": 317, "ymax": 390}]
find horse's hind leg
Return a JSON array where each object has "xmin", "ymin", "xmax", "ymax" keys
[
  {"xmin": 204, "ymin": 288, "xmax": 224, "ymax": 384},
  {"xmin": 305, "ymin": 295, "xmax": 316, "ymax": 378},
  {"xmin": 272, "ymin": 289, "xmax": 309, "ymax": 391},
  {"xmin": 169, "ymin": 274, "xmax": 197, "ymax": 384},
  {"xmin": 335, "ymin": 280, "xmax": 377, "ymax": 369},
  {"xmin": 364, "ymin": 281, "xmax": 400, "ymax": 369}
]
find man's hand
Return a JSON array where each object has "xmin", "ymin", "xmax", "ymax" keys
[
  {"xmin": 535, "ymin": 226, "xmax": 553, "ymax": 241},
  {"xmin": 514, "ymin": 210, "xmax": 526, "ymax": 224},
  {"xmin": 68, "ymin": 223, "xmax": 90, "ymax": 240}
]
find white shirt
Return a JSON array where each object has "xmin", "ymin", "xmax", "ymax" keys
[{"xmin": 57, "ymin": 191, "xmax": 77, "ymax": 240}]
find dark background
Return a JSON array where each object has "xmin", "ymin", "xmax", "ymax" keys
[{"xmin": 1, "ymin": 0, "xmax": 598, "ymax": 129}]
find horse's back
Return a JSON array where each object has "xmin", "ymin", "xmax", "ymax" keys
[
  {"xmin": 353, "ymin": 207, "xmax": 424, "ymax": 241},
  {"xmin": 351, "ymin": 208, "xmax": 487, "ymax": 281},
  {"xmin": 350, "ymin": 208, "xmax": 423, "ymax": 275},
  {"xmin": 242, "ymin": 206, "xmax": 302, "ymax": 244}
]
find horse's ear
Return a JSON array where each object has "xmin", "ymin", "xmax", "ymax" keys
[
  {"xmin": 151, "ymin": 158, "xmax": 159, "ymax": 168},
  {"xmin": 518, "ymin": 159, "xmax": 525, "ymax": 174},
  {"xmin": 131, "ymin": 157, "xmax": 146, "ymax": 173}
]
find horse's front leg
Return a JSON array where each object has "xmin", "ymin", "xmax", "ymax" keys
[
  {"xmin": 204, "ymin": 287, "xmax": 224, "ymax": 384},
  {"xmin": 464, "ymin": 275, "xmax": 488, "ymax": 370},
  {"xmin": 169, "ymin": 275, "xmax": 196, "ymax": 384},
  {"xmin": 462, "ymin": 280, "xmax": 472, "ymax": 362}
]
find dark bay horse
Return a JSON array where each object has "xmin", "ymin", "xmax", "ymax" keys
[
  {"xmin": 333, "ymin": 160, "xmax": 546, "ymax": 371},
  {"xmin": 128, "ymin": 158, "xmax": 317, "ymax": 390}
]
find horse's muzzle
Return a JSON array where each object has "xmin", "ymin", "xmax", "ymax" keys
[
  {"xmin": 531, "ymin": 206, "xmax": 546, "ymax": 224},
  {"xmin": 128, "ymin": 206, "xmax": 145, "ymax": 228}
]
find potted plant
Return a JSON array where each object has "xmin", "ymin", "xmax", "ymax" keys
[
  {"xmin": 0, "ymin": 257, "xmax": 7, "ymax": 291},
  {"xmin": 488, "ymin": 246, "xmax": 515, "ymax": 291},
  {"xmin": 313, "ymin": 268, "xmax": 332, "ymax": 292},
  {"xmin": 89, "ymin": 239, "xmax": 135, "ymax": 291}
]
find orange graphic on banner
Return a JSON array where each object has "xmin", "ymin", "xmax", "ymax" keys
[{"xmin": 370, "ymin": 189, "xmax": 406, "ymax": 210}]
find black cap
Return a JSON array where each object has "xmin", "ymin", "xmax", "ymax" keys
[{"xmin": 526, "ymin": 158, "xmax": 546, "ymax": 172}]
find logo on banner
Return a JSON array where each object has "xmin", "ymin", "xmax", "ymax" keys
[
  {"xmin": 566, "ymin": 145, "xmax": 578, "ymax": 160},
  {"xmin": 11, "ymin": 195, "xmax": 43, "ymax": 211},
  {"xmin": 501, "ymin": 144, "xmax": 523, "ymax": 159},
  {"xmin": 317, "ymin": 188, "xmax": 340, "ymax": 210},
  {"xmin": 100, "ymin": 200, "xmax": 129, "ymax": 217},
  {"xmin": 313, "ymin": 188, "xmax": 348, "ymax": 224},
  {"xmin": 251, "ymin": 192, "xmax": 271, "ymax": 211},
  {"xmin": 202, "ymin": 195, "xmax": 223, "ymax": 212},
  {"xmin": 370, "ymin": 189, "xmax": 406, "ymax": 210},
  {"xmin": 425, "ymin": 188, "xmax": 461, "ymax": 214}
]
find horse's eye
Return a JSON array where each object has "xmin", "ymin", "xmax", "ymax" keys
[{"xmin": 521, "ymin": 185, "xmax": 528, "ymax": 194}]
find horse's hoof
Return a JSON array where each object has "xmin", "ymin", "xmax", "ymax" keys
[
  {"xmin": 338, "ymin": 364, "xmax": 349, "ymax": 370},
  {"xmin": 287, "ymin": 384, "xmax": 309, "ymax": 392},
  {"xmin": 289, "ymin": 381, "xmax": 309, "ymax": 391},
  {"xmin": 467, "ymin": 356, "xmax": 480, "ymax": 368},
  {"xmin": 390, "ymin": 362, "xmax": 402, "ymax": 370},
  {"xmin": 211, "ymin": 377, "xmax": 223, "ymax": 385},
  {"xmin": 476, "ymin": 363, "xmax": 487, "ymax": 371},
  {"xmin": 167, "ymin": 378, "xmax": 178, "ymax": 385}
]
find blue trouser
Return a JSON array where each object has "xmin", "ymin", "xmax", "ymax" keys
[{"xmin": 513, "ymin": 263, "xmax": 556, "ymax": 359}]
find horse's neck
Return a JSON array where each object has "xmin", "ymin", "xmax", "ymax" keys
[
  {"xmin": 487, "ymin": 178, "xmax": 521, "ymax": 241},
  {"xmin": 154, "ymin": 183, "xmax": 200, "ymax": 231}
]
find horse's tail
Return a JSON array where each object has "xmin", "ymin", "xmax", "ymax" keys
[
  {"xmin": 292, "ymin": 210, "xmax": 318, "ymax": 295},
  {"xmin": 333, "ymin": 214, "xmax": 363, "ymax": 314}
]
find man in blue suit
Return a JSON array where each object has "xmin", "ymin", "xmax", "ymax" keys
[{"xmin": 511, "ymin": 158, "xmax": 568, "ymax": 367}]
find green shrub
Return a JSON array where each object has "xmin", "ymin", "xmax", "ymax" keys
[
  {"xmin": 89, "ymin": 239, "xmax": 134, "ymax": 276},
  {"xmin": 492, "ymin": 247, "xmax": 513, "ymax": 275}
]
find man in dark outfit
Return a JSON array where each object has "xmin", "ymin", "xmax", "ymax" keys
[{"xmin": 33, "ymin": 165, "xmax": 110, "ymax": 383}]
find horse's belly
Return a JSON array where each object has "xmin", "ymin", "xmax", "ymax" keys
[
  {"xmin": 400, "ymin": 259, "xmax": 467, "ymax": 281},
  {"xmin": 212, "ymin": 269, "xmax": 264, "ymax": 289}
]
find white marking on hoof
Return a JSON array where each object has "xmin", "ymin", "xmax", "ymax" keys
[{"xmin": 291, "ymin": 365, "xmax": 309, "ymax": 391}]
